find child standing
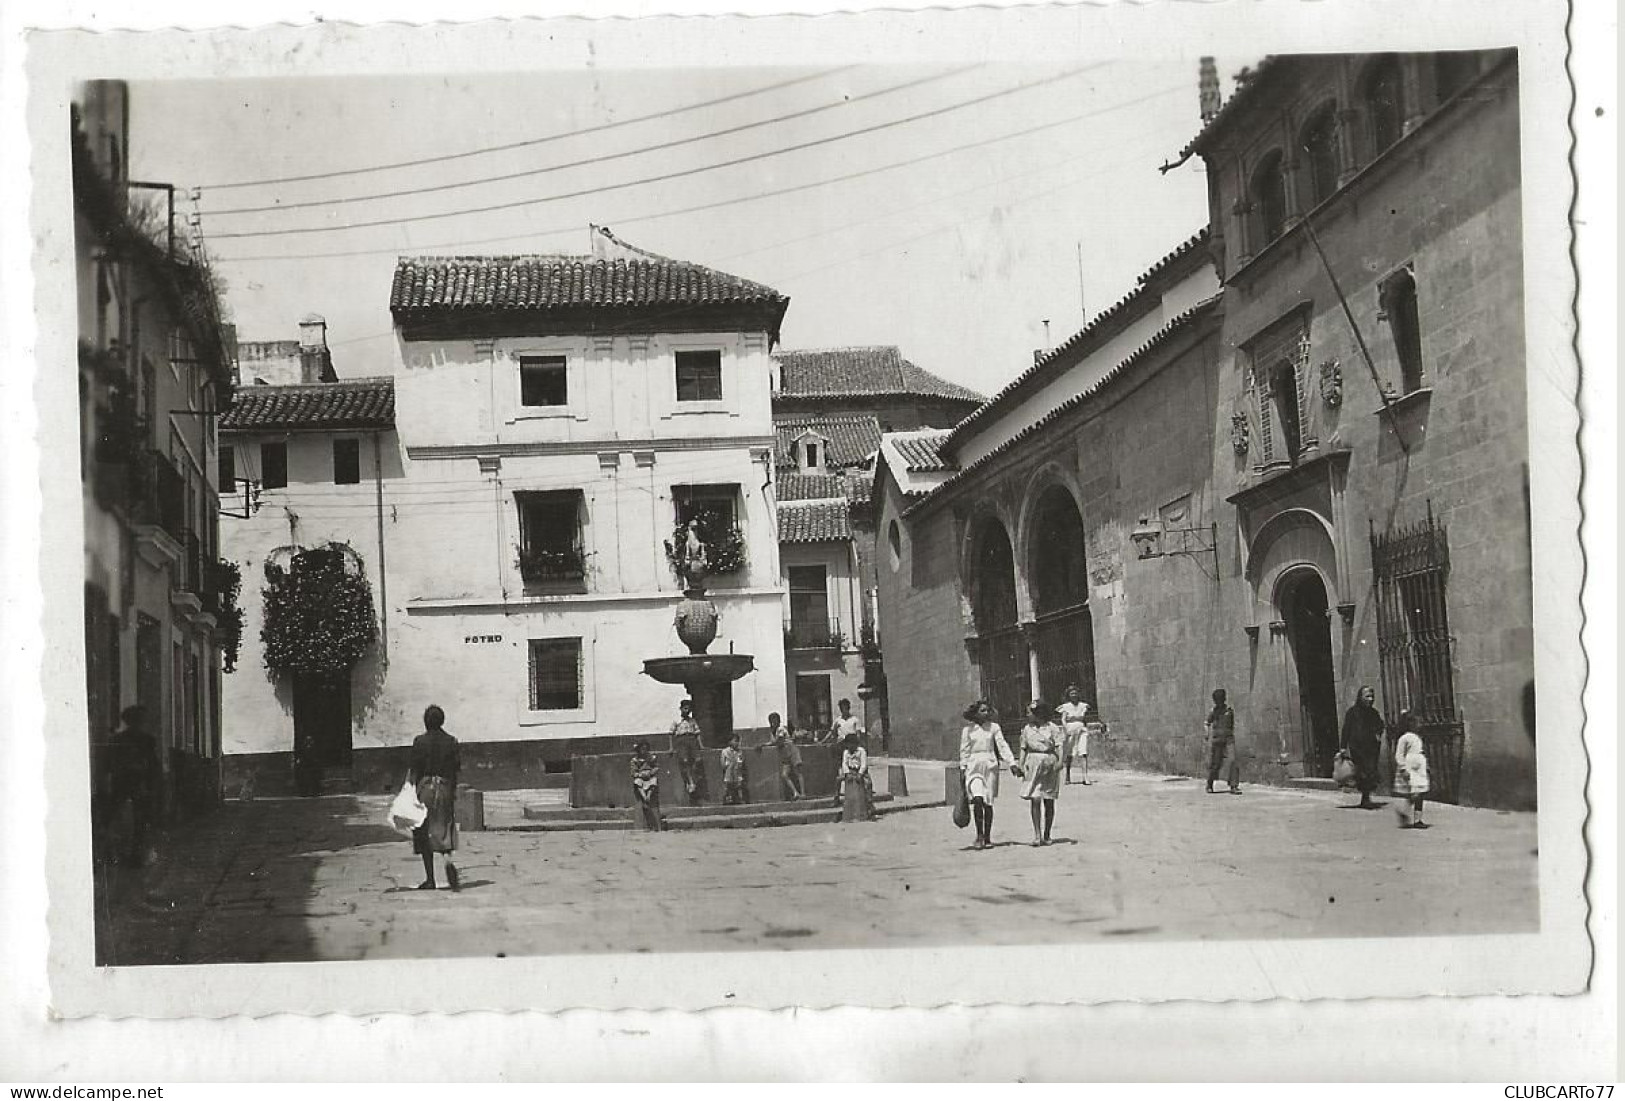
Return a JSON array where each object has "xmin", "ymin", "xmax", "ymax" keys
[
  {"xmin": 1391, "ymin": 712, "xmax": 1431, "ymax": 830},
  {"xmin": 767, "ymin": 712, "xmax": 804, "ymax": 800},
  {"xmin": 721, "ymin": 734, "xmax": 746, "ymax": 805},
  {"xmin": 630, "ymin": 740, "xmax": 663, "ymax": 831}
]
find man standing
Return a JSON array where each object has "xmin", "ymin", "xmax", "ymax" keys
[
  {"xmin": 1205, "ymin": 688, "xmax": 1241, "ymax": 795},
  {"xmin": 670, "ymin": 698, "xmax": 706, "ymax": 803},
  {"xmin": 107, "ymin": 705, "xmax": 160, "ymax": 865}
]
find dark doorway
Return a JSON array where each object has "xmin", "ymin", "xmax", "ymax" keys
[
  {"xmin": 1280, "ymin": 570, "xmax": 1339, "ymax": 776},
  {"xmin": 292, "ymin": 674, "xmax": 353, "ymax": 793},
  {"xmin": 969, "ymin": 519, "xmax": 1026, "ymax": 723},
  {"xmin": 1028, "ymin": 487, "xmax": 1097, "ymax": 707}
]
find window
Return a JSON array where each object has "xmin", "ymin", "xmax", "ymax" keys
[
  {"xmin": 794, "ymin": 672, "xmax": 833, "ymax": 732},
  {"xmin": 675, "ymin": 349, "xmax": 723, "ymax": 402},
  {"xmin": 786, "ymin": 565, "xmax": 834, "ymax": 648},
  {"xmin": 1245, "ymin": 315, "xmax": 1314, "ymax": 468},
  {"xmin": 1363, "ymin": 55, "xmax": 1405, "ymax": 158},
  {"xmin": 333, "ymin": 438, "xmax": 361, "ymax": 485},
  {"xmin": 1251, "ymin": 151, "xmax": 1287, "ymax": 249},
  {"xmin": 260, "ymin": 441, "xmax": 287, "ymax": 490},
  {"xmin": 520, "ymin": 355, "xmax": 568, "ymax": 407},
  {"xmin": 528, "ymin": 638, "xmax": 583, "ymax": 711},
  {"xmin": 515, "ymin": 490, "xmax": 585, "ymax": 582},
  {"xmin": 1433, "ymin": 52, "xmax": 1477, "ymax": 104},
  {"xmin": 804, "ymin": 443, "xmax": 819, "ymax": 470},
  {"xmin": 1299, "ymin": 104, "xmax": 1340, "ymax": 209},
  {"xmin": 218, "ymin": 446, "xmax": 236, "ymax": 492},
  {"xmin": 674, "ymin": 484, "xmax": 745, "ymax": 575},
  {"xmin": 887, "ymin": 520, "xmax": 902, "ymax": 569},
  {"xmin": 1380, "ymin": 266, "xmax": 1425, "ymax": 393}
]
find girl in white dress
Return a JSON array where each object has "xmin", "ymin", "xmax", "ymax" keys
[
  {"xmin": 1391, "ymin": 711, "xmax": 1432, "ymax": 830},
  {"xmin": 959, "ymin": 700, "xmax": 1018, "ymax": 849},
  {"xmin": 1019, "ymin": 700, "xmax": 1064, "ymax": 845},
  {"xmin": 1057, "ymin": 686, "xmax": 1092, "ymax": 785}
]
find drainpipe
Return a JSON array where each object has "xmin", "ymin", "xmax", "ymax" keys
[{"xmin": 372, "ymin": 432, "xmax": 388, "ymax": 662}]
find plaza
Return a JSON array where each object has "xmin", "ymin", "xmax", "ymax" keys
[{"xmin": 95, "ymin": 763, "xmax": 1537, "ymax": 966}]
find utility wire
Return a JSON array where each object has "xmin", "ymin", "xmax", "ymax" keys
[
  {"xmin": 207, "ymin": 63, "xmax": 1113, "ymax": 241},
  {"xmin": 213, "ymin": 81, "xmax": 1182, "ymax": 260},
  {"xmin": 208, "ymin": 67, "xmax": 979, "ymax": 217},
  {"xmin": 200, "ymin": 66, "xmax": 859, "ymax": 191}
]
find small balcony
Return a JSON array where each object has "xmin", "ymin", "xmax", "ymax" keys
[
  {"xmin": 784, "ymin": 618, "xmax": 844, "ymax": 651},
  {"xmin": 170, "ymin": 530, "xmax": 206, "ymax": 617},
  {"xmin": 129, "ymin": 451, "xmax": 186, "ymax": 566},
  {"xmin": 517, "ymin": 545, "xmax": 587, "ymax": 585}
]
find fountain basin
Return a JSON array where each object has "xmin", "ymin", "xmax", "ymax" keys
[{"xmin": 642, "ymin": 653, "xmax": 755, "ymax": 685}]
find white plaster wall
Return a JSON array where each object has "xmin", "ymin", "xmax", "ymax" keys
[
  {"xmin": 780, "ymin": 540, "xmax": 861, "ymax": 644},
  {"xmin": 394, "ymin": 329, "xmax": 776, "ymax": 448},
  {"xmin": 219, "ymin": 430, "xmax": 398, "ymax": 756},
  {"xmin": 954, "ymin": 264, "xmax": 1220, "ymax": 470}
]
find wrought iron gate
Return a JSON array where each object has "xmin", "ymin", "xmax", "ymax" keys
[
  {"xmin": 1031, "ymin": 605, "xmax": 1097, "ymax": 707},
  {"xmin": 976, "ymin": 624, "xmax": 1029, "ymax": 726},
  {"xmin": 1370, "ymin": 502, "xmax": 1464, "ymax": 802}
]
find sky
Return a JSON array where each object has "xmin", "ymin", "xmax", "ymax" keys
[{"xmin": 127, "ymin": 59, "xmax": 1252, "ymax": 398}]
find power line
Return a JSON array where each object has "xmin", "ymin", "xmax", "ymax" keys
[
  {"xmin": 206, "ymin": 63, "xmax": 1113, "ymax": 241},
  {"xmin": 200, "ymin": 66, "xmax": 860, "ymax": 191},
  {"xmin": 212, "ymin": 82, "xmax": 1182, "ymax": 261},
  {"xmin": 208, "ymin": 67, "xmax": 979, "ymax": 218}
]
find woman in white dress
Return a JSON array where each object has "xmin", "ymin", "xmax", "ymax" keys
[
  {"xmin": 1391, "ymin": 710, "xmax": 1432, "ymax": 830},
  {"xmin": 1018, "ymin": 700, "xmax": 1064, "ymax": 845},
  {"xmin": 1057, "ymin": 685, "xmax": 1092, "ymax": 785},
  {"xmin": 959, "ymin": 700, "xmax": 1018, "ymax": 850}
]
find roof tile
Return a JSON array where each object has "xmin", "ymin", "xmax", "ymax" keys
[
  {"xmin": 774, "ymin": 346, "xmax": 982, "ymax": 403},
  {"xmin": 773, "ymin": 415, "xmax": 883, "ymax": 470},
  {"xmin": 775, "ymin": 472, "xmax": 846, "ymax": 502},
  {"xmin": 221, "ymin": 378, "xmax": 395, "ymax": 432},
  {"xmin": 891, "ymin": 431, "xmax": 954, "ymax": 473},
  {"xmin": 777, "ymin": 498, "xmax": 852, "ymax": 544}
]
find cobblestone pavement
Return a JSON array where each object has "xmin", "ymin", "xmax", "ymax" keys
[{"xmin": 94, "ymin": 766, "xmax": 1538, "ymax": 965}]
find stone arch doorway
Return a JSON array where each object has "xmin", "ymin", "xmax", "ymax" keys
[
  {"xmin": 967, "ymin": 517, "xmax": 1025, "ymax": 725},
  {"xmin": 1278, "ymin": 567, "xmax": 1339, "ymax": 777},
  {"xmin": 1027, "ymin": 485, "xmax": 1097, "ymax": 708}
]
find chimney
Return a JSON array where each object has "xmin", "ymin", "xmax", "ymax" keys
[
  {"xmin": 1199, "ymin": 57, "xmax": 1221, "ymax": 122},
  {"xmin": 297, "ymin": 312, "xmax": 335, "ymax": 384}
]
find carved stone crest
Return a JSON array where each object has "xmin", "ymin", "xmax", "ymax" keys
[
  {"xmin": 1230, "ymin": 412, "xmax": 1250, "ymax": 456},
  {"xmin": 1319, "ymin": 358, "xmax": 1343, "ymax": 407}
]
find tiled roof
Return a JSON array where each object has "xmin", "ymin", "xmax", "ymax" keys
[
  {"xmin": 777, "ymin": 498, "xmax": 852, "ymax": 544},
  {"xmin": 774, "ymin": 346, "xmax": 982, "ymax": 404},
  {"xmin": 891, "ymin": 431, "xmax": 954, "ymax": 473},
  {"xmin": 844, "ymin": 473, "xmax": 875, "ymax": 510},
  {"xmin": 221, "ymin": 377, "xmax": 395, "ymax": 432},
  {"xmin": 944, "ymin": 229, "xmax": 1209, "ymax": 452},
  {"xmin": 775, "ymin": 472, "xmax": 846, "ymax": 502},
  {"xmin": 773, "ymin": 415, "xmax": 883, "ymax": 470},
  {"xmin": 390, "ymin": 230, "xmax": 788, "ymax": 321},
  {"xmin": 907, "ymin": 298, "xmax": 1221, "ymax": 517}
]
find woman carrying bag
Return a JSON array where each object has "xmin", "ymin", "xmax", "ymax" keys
[
  {"xmin": 1339, "ymin": 685, "xmax": 1387, "ymax": 810},
  {"xmin": 408, "ymin": 704, "xmax": 462, "ymax": 890},
  {"xmin": 959, "ymin": 700, "xmax": 1018, "ymax": 850}
]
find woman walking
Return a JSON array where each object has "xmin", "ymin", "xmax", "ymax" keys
[
  {"xmin": 1340, "ymin": 685, "xmax": 1387, "ymax": 810},
  {"xmin": 409, "ymin": 704, "xmax": 462, "ymax": 890},
  {"xmin": 959, "ymin": 700, "xmax": 1017, "ymax": 850},
  {"xmin": 1391, "ymin": 711, "xmax": 1431, "ymax": 830},
  {"xmin": 1018, "ymin": 700, "xmax": 1064, "ymax": 845},
  {"xmin": 1057, "ymin": 686, "xmax": 1092, "ymax": 785}
]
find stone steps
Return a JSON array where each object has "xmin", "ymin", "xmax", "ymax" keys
[
  {"xmin": 521, "ymin": 792, "xmax": 894, "ymax": 822},
  {"xmin": 1285, "ymin": 777, "xmax": 1342, "ymax": 791},
  {"xmin": 500, "ymin": 805, "xmax": 850, "ymax": 833}
]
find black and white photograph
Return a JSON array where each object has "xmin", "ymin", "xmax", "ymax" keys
[{"xmin": 3, "ymin": 0, "xmax": 1611, "ymax": 1080}]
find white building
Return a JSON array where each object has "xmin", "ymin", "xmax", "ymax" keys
[
  {"xmin": 75, "ymin": 80, "xmax": 235, "ymax": 818},
  {"xmin": 220, "ymin": 229, "xmax": 792, "ymax": 792}
]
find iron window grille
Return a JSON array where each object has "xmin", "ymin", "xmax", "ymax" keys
[{"xmin": 528, "ymin": 638, "xmax": 583, "ymax": 711}]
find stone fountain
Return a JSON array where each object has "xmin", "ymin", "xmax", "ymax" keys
[{"xmin": 641, "ymin": 522, "xmax": 755, "ymax": 748}]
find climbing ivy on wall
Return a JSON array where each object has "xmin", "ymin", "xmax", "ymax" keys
[{"xmin": 260, "ymin": 543, "xmax": 377, "ymax": 678}]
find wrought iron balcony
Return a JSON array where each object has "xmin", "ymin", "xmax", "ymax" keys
[
  {"xmin": 784, "ymin": 619, "xmax": 844, "ymax": 650},
  {"xmin": 517, "ymin": 545, "xmax": 586, "ymax": 583},
  {"xmin": 129, "ymin": 450, "xmax": 186, "ymax": 543}
]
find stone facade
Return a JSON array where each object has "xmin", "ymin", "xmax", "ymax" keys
[{"xmin": 875, "ymin": 50, "xmax": 1534, "ymax": 810}]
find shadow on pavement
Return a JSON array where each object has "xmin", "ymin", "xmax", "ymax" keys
[{"xmin": 94, "ymin": 795, "xmax": 402, "ymax": 966}]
